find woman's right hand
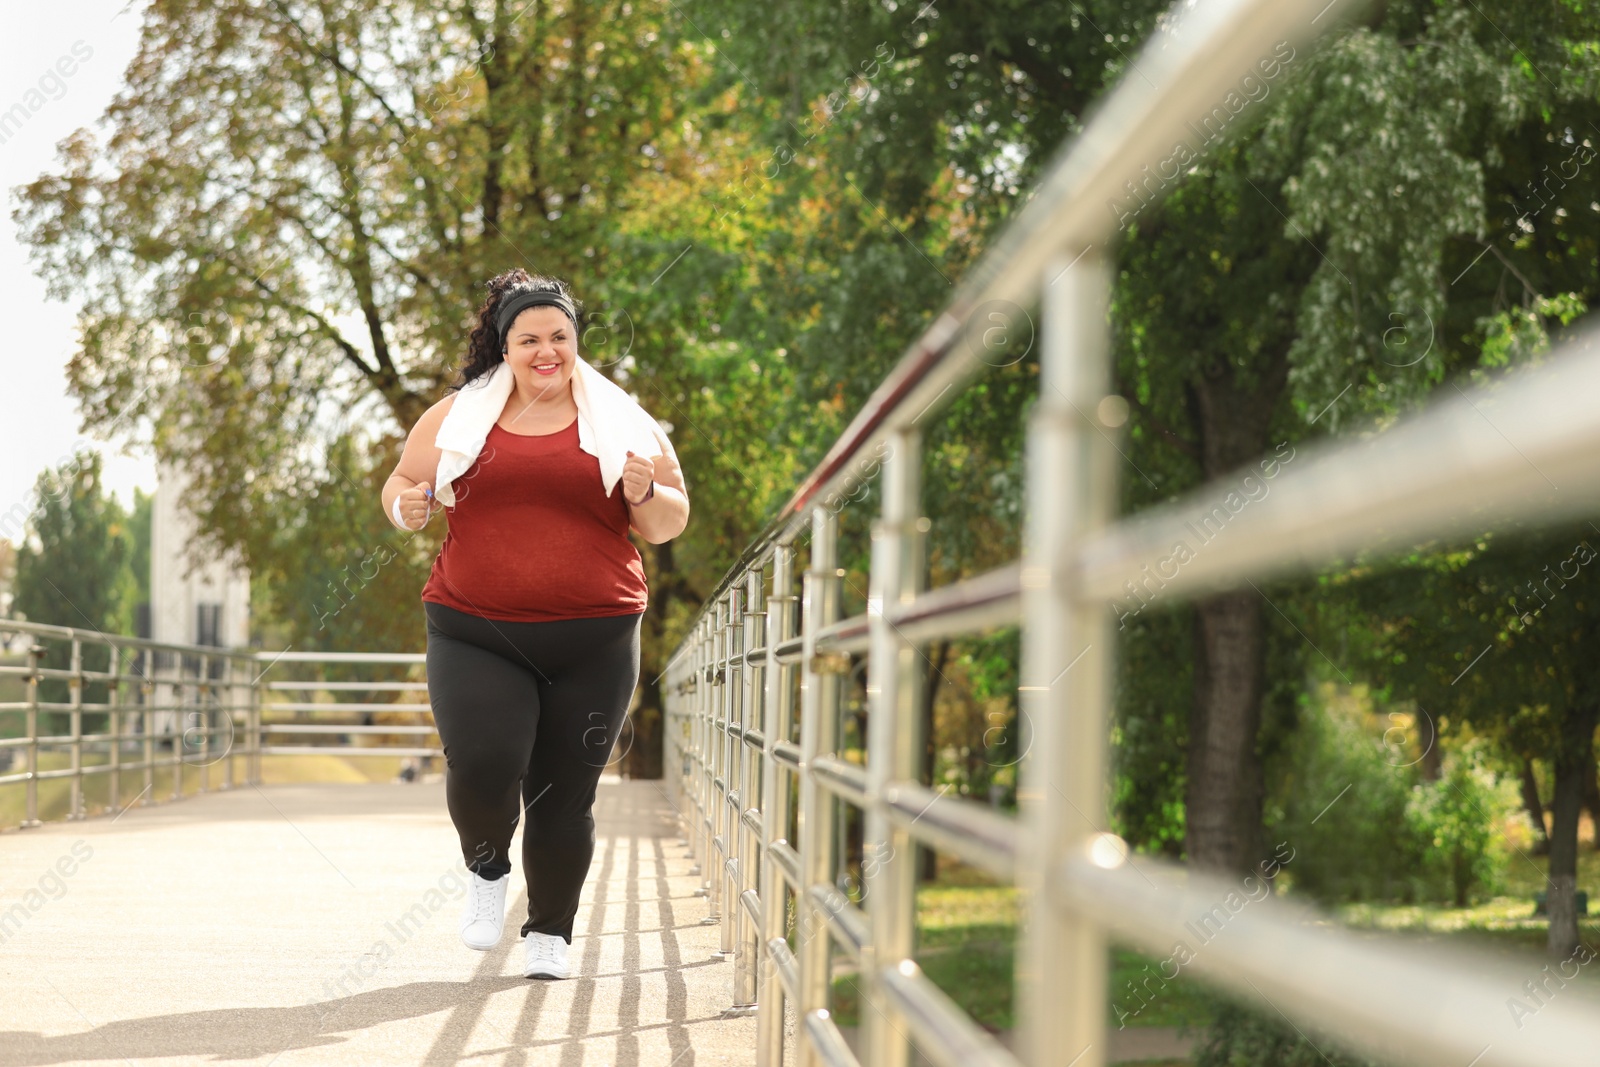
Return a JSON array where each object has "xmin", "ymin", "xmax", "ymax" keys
[{"xmin": 395, "ymin": 481, "xmax": 437, "ymax": 530}]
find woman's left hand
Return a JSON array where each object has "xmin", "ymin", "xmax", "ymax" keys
[{"xmin": 622, "ymin": 451, "xmax": 657, "ymax": 505}]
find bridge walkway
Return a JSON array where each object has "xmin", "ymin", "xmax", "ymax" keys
[{"xmin": 0, "ymin": 777, "xmax": 766, "ymax": 1066}]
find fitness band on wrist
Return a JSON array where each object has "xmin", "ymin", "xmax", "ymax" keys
[{"xmin": 628, "ymin": 480, "xmax": 655, "ymax": 507}]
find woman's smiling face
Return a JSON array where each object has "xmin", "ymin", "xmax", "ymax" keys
[{"xmin": 504, "ymin": 305, "xmax": 578, "ymax": 398}]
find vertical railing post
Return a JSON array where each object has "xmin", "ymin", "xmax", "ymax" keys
[
  {"xmin": 796, "ymin": 508, "xmax": 841, "ymax": 1067},
  {"xmin": 68, "ymin": 636, "xmax": 84, "ymax": 820},
  {"xmin": 861, "ymin": 428, "xmax": 925, "ymax": 1067},
  {"xmin": 22, "ymin": 642, "xmax": 43, "ymax": 828},
  {"xmin": 758, "ymin": 543, "xmax": 796, "ymax": 1067},
  {"xmin": 706, "ymin": 603, "xmax": 728, "ymax": 929},
  {"xmin": 141, "ymin": 648, "xmax": 155, "ymax": 802},
  {"xmin": 222, "ymin": 654, "xmax": 236, "ymax": 791},
  {"xmin": 691, "ymin": 619, "xmax": 711, "ymax": 896},
  {"xmin": 732, "ymin": 568, "xmax": 766, "ymax": 1010},
  {"xmin": 1017, "ymin": 247, "xmax": 1117, "ymax": 1067},
  {"xmin": 197, "ymin": 654, "xmax": 212, "ymax": 793},
  {"xmin": 250, "ymin": 659, "xmax": 264, "ymax": 786},
  {"xmin": 108, "ymin": 644, "xmax": 123, "ymax": 813},
  {"xmin": 716, "ymin": 588, "xmax": 740, "ymax": 961}
]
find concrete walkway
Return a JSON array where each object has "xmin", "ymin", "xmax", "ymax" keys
[{"xmin": 0, "ymin": 777, "xmax": 760, "ymax": 1066}]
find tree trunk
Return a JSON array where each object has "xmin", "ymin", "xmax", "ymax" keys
[
  {"xmin": 1186, "ymin": 590, "xmax": 1266, "ymax": 873},
  {"xmin": 1546, "ymin": 702, "xmax": 1599, "ymax": 957},
  {"xmin": 1182, "ymin": 362, "xmax": 1285, "ymax": 874},
  {"xmin": 1417, "ymin": 707, "xmax": 1441, "ymax": 782},
  {"xmin": 1522, "ymin": 759, "xmax": 1550, "ymax": 855}
]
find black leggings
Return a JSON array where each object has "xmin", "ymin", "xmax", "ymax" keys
[{"xmin": 424, "ymin": 600, "xmax": 643, "ymax": 943}]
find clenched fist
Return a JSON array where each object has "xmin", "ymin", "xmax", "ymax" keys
[
  {"xmin": 622, "ymin": 451, "xmax": 656, "ymax": 506},
  {"xmin": 394, "ymin": 480, "xmax": 438, "ymax": 530}
]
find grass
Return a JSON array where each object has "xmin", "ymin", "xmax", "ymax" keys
[
  {"xmin": 827, "ymin": 857, "xmax": 1218, "ymax": 1034},
  {"xmin": 0, "ymin": 749, "xmax": 415, "ymax": 831},
  {"xmin": 826, "ymin": 842, "xmax": 1600, "ymax": 1042}
]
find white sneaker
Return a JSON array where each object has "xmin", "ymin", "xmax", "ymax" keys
[
  {"xmin": 459, "ymin": 871, "xmax": 508, "ymax": 951},
  {"xmin": 522, "ymin": 931, "xmax": 571, "ymax": 979}
]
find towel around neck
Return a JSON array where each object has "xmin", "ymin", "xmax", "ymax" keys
[{"xmin": 432, "ymin": 358, "xmax": 665, "ymax": 507}]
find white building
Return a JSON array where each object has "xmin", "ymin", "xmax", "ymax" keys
[{"xmin": 148, "ymin": 459, "xmax": 250, "ymax": 736}]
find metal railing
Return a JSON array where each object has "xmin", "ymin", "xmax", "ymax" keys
[
  {"xmin": 254, "ymin": 651, "xmax": 439, "ymax": 761},
  {"xmin": 0, "ymin": 617, "xmax": 442, "ymax": 828},
  {"xmin": 0, "ymin": 618, "xmax": 261, "ymax": 826},
  {"xmin": 658, "ymin": 1, "xmax": 1600, "ymax": 1066}
]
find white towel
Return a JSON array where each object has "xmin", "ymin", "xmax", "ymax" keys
[{"xmin": 432, "ymin": 358, "xmax": 666, "ymax": 507}]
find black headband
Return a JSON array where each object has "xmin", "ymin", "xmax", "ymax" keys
[{"xmin": 495, "ymin": 289, "xmax": 579, "ymax": 348}]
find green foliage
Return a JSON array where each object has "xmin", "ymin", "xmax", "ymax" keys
[
  {"xmin": 1409, "ymin": 742, "xmax": 1520, "ymax": 907},
  {"xmin": 10, "ymin": 451, "xmax": 143, "ymax": 726},
  {"xmin": 1270, "ymin": 699, "xmax": 1521, "ymax": 906},
  {"xmin": 1270, "ymin": 698, "xmax": 1423, "ymax": 904},
  {"xmin": 1195, "ymin": 1001, "xmax": 1380, "ymax": 1067}
]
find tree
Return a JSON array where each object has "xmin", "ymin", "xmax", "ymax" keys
[
  {"xmin": 11, "ymin": 451, "xmax": 138, "ymax": 725},
  {"xmin": 1111, "ymin": 0, "xmax": 1599, "ymax": 873},
  {"xmin": 1329, "ymin": 517, "xmax": 1600, "ymax": 956},
  {"xmin": 13, "ymin": 0, "xmax": 807, "ymax": 775}
]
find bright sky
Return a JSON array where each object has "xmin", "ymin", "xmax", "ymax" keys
[{"xmin": 0, "ymin": 2, "xmax": 149, "ymax": 529}]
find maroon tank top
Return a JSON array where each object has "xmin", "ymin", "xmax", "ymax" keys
[{"xmin": 421, "ymin": 417, "xmax": 648, "ymax": 621}]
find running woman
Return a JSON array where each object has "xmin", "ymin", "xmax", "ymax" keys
[{"xmin": 381, "ymin": 268, "xmax": 689, "ymax": 979}]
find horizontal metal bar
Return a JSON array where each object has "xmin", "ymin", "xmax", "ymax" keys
[
  {"xmin": 814, "ymin": 614, "xmax": 870, "ymax": 655},
  {"xmin": 0, "ymin": 733, "xmax": 236, "ymax": 749},
  {"xmin": 806, "ymin": 882, "xmax": 870, "ymax": 960},
  {"xmin": 772, "ymin": 741, "xmax": 802, "ymax": 769},
  {"xmin": 768, "ymin": 936, "xmax": 800, "ymax": 1001},
  {"xmin": 259, "ymin": 724, "xmax": 439, "ymax": 736},
  {"xmin": 810, "ymin": 755, "xmax": 869, "ymax": 806},
  {"xmin": 1052, "ymin": 850, "xmax": 1600, "ymax": 1067},
  {"xmin": 878, "ymin": 960, "xmax": 1023, "ymax": 1067},
  {"xmin": 260, "ymin": 651, "xmax": 427, "ymax": 663},
  {"xmin": 1075, "ymin": 328, "xmax": 1600, "ymax": 607},
  {"xmin": 742, "ymin": 726, "xmax": 765, "ymax": 749},
  {"xmin": 803, "ymin": 1009, "xmax": 860, "ymax": 1067},
  {"xmin": 266, "ymin": 681, "xmax": 429, "ymax": 691},
  {"xmin": 881, "ymin": 781, "xmax": 1019, "ymax": 882},
  {"xmin": 773, "ymin": 636, "xmax": 805, "ymax": 664},
  {"xmin": 770, "ymin": 841, "xmax": 801, "ymax": 891},
  {"xmin": 0, "ymin": 616, "xmax": 258, "ymax": 659},
  {"xmin": 744, "ymin": 644, "xmax": 767, "ymax": 666},
  {"xmin": 261, "ymin": 702, "xmax": 432, "ymax": 713},
  {"xmin": 741, "ymin": 807, "xmax": 762, "ymax": 836},
  {"xmin": 886, "ymin": 562, "xmax": 1021, "ymax": 642},
  {"xmin": 0, "ymin": 755, "xmax": 235, "ymax": 786},
  {"xmin": 740, "ymin": 887, "xmax": 762, "ymax": 928},
  {"xmin": 258, "ymin": 745, "xmax": 440, "ymax": 758}
]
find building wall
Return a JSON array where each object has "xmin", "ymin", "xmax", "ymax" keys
[
  {"xmin": 150, "ymin": 459, "xmax": 250, "ymax": 652},
  {"xmin": 148, "ymin": 460, "xmax": 250, "ymax": 738}
]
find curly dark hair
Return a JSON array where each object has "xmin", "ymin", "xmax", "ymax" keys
[{"xmin": 447, "ymin": 268, "xmax": 586, "ymax": 394}]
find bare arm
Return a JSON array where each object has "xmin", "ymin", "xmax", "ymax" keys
[
  {"xmin": 382, "ymin": 394, "xmax": 455, "ymax": 530},
  {"xmin": 627, "ymin": 420, "xmax": 689, "ymax": 544}
]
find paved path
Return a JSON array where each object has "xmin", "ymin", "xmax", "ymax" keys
[{"xmin": 0, "ymin": 777, "xmax": 761, "ymax": 1066}]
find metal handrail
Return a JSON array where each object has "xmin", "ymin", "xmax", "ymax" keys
[
  {"xmin": 0, "ymin": 617, "xmax": 260, "ymax": 826},
  {"xmin": 1, "ymin": 616, "xmax": 444, "ymax": 827},
  {"xmin": 660, "ymin": 0, "xmax": 1600, "ymax": 1066}
]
